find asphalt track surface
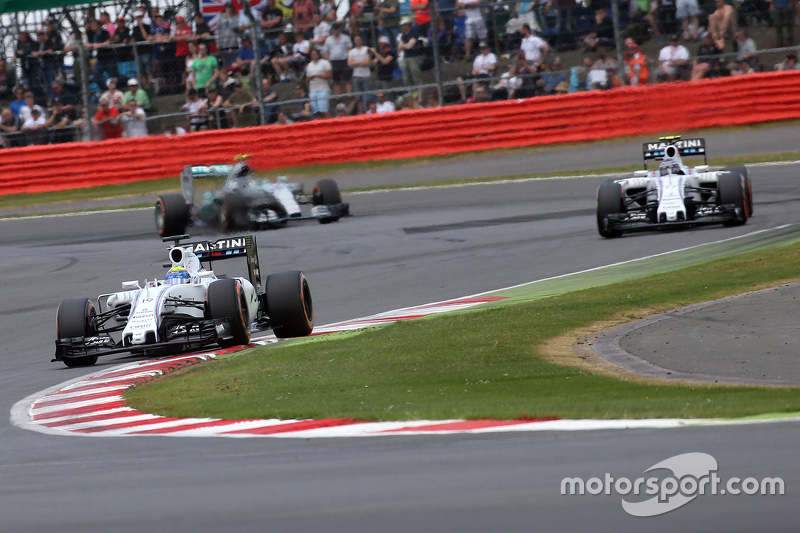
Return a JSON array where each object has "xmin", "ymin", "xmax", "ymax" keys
[{"xmin": 3, "ymin": 127, "xmax": 800, "ymax": 532}]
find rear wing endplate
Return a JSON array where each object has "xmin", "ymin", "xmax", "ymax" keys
[
  {"xmin": 180, "ymin": 164, "xmax": 235, "ymax": 205},
  {"xmin": 167, "ymin": 234, "xmax": 263, "ymax": 290},
  {"xmin": 642, "ymin": 137, "xmax": 707, "ymax": 168}
]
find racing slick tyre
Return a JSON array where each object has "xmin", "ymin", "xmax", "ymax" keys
[
  {"xmin": 721, "ymin": 166, "xmax": 753, "ymax": 217},
  {"xmin": 265, "ymin": 271, "xmax": 313, "ymax": 339},
  {"xmin": 155, "ymin": 194, "xmax": 190, "ymax": 237},
  {"xmin": 56, "ymin": 298, "xmax": 99, "ymax": 367},
  {"xmin": 596, "ymin": 180, "xmax": 625, "ymax": 238},
  {"xmin": 312, "ymin": 178, "xmax": 343, "ymax": 224},
  {"xmin": 220, "ymin": 193, "xmax": 250, "ymax": 232},
  {"xmin": 208, "ymin": 279, "xmax": 251, "ymax": 347},
  {"xmin": 717, "ymin": 171, "xmax": 749, "ymax": 226}
]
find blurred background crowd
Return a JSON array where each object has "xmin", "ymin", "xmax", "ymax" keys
[{"xmin": 0, "ymin": 0, "xmax": 796, "ymax": 144}]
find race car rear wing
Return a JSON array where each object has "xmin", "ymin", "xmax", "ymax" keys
[
  {"xmin": 642, "ymin": 136, "xmax": 707, "ymax": 168},
  {"xmin": 180, "ymin": 164, "xmax": 235, "ymax": 205},
  {"xmin": 164, "ymin": 234, "xmax": 263, "ymax": 290}
]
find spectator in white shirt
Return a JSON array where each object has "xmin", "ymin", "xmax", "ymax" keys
[
  {"xmin": 457, "ymin": 41, "xmax": 497, "ymax": 101},
  {"xmin": 375, "ymin": 91, "xmax": 395, "ymax": 113},
  {"xmin": 656, "ymin": 34, "xmax": 690, "ymax": 82},
  {"xmin": 120, "ymin": 99, "xmax": 148, "ymax": 137},
  {"xmin": 519, "ymin": 23, "xmax": 548, "ymax": 67}
]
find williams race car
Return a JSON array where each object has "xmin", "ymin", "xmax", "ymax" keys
[
  {"xmin": 155, "ymin": 156, "xmax": 350, "ymax": 237},
  {"xmin": 54, "ymin": 235, "xmax": 313, "ymax": 367},
  {"xmin": 596, "ymin": 136, "xmax": 752, "ymax": 238}
]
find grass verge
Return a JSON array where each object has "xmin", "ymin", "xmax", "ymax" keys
[{"xmin": 125, "ymin": 240, "xmax": 800, "ymax": 422}]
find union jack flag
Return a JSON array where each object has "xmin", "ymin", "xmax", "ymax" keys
[{"xmin": 200, "ymin": 0, "xmax": 243, "ymax": 30}]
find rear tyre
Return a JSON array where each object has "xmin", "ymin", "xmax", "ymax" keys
[
  {"xmin": 155, "ymin": 194, "xmax": 190, "ymax": 237},
  {"xmin": 312, "ymin": 178, "xmax": 342, "ymax": 224},
  {"xmin": 266, "ymin": 271, "xmax": 313, "ymax": 338},
  {"xmin": 717, "ymin": 171, "xmax": 749, "ymax": 226},
  {"xmin": 596, "ymin": 180, "xmax": 625, "ymax": 238},
  {"xmin": 721, "ymin": 166, "xmax": 753, "ymax": 217},
  {"xmin": 208, "ymin": 279, "xmax": 251, "ymax": 347},
  {"xmin": 220, "ymin": 193, "xmax": 248, "ymax": 232},
  {"xmin": 56, "ymin": 298, "xmax": 99, "ymax": 367}
]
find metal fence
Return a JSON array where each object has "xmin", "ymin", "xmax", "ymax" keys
[{"xmin": 0, "ymin": 0, "xmax": 787, "ymax": 146}]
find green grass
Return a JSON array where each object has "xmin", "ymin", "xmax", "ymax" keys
[{"xmin": 125, "ymin": 241, "xmax": 800, "ymax": 422}]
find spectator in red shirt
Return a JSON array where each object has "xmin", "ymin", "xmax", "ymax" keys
[
  {"xmin": 292, "ymin": 0, "xmax": 318, "ymax": 36},
  {"xmin": 410, "ymin": 0, "xmax": 431, "ymax": 38},
  {"xmin": 172, "ymin": 15, "xmax": 193, "ymax": 87},
  {"xmin": 92, "ymin": 98, "xmax": 123, "ymax": 139}
]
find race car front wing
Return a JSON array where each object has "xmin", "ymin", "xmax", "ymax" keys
[
  {"xmin": 53, "ymin": 316, "xmax": 238, "ymax": 362},
  {"xmin": 604, "ymin": 204, "xmax": 742, "ymax": 234}
]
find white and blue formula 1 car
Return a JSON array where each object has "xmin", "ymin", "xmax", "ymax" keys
[
  {"xmin": 596, "ymin": 136, "xmax": 752, "ymax": 238},
  {"xmin": 155, "ymin": 156, "xmax": 350, "ymax": 237},
  {"xmin": 54, "ymin": 235, "xmax": 313, "ymax": 367}
]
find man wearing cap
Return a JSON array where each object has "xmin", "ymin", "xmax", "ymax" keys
[
  {"xmin": 656, "ymin": 34, "xmax": 690, "ymax": 82},
  {"xmin": 397, "ymin": 16, "xmax": 424, "ymax": 87},
  {"xmin": 172, "ymin": 15, "xmax": 193, "ymax": 82},
  {"xmin": 235, "ymin": 35, "xmax": 262, "ymax": 71},
  {"xmin": 690, "ymin": 32, "xmax": 721, "ymax": 80},
  {"xmin": 456, "ymin": 0, "xmax": 487, "ymax": 58},
  {"xmin": 132, "ymin": 8, "xmax": 154, "ymax": 88},
  {"xmin": 100, "ymin": 77, "xmax": 125, "ymax": 110},
  {"xmin": 123, "ymin": 78, "xmax": 153, "ymax": 110},
  {"xmin": 223, "ymin": 79, "xmax": 258, "ymax": 127},
  {"xmin": 456, "ymin": 40, "xmax": 495, "ymax": 101},
  {"xmin": 92, "ymin": 98, "xmax": 123, "ymax": 139},
  {"xmin": 372, "ymin": 35, "xmax": 397, "ymax": 91},
  {"xmin": 21, "ymin": 104, "xmax": 48, "ymax": 145},
  {"xmin": 323, "ymin": 22, "xmax": 353, "ymax": 96}
]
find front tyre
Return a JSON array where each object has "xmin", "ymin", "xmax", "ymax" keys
[
  {"xmin": 220, "ymin": 193, "xmax": 249, "ymax": 232},
  {"xmin": 56, "ymin": 298, "xmax": 99, "ymax": 367},
  {"xmin": 312, "ymin": 178, "xmax": 343, "ymax": 224},
  {"xmin": 717, "ymin": 171, "xmax": 749, "ymax": 226},
  {"xmin": 596, "ymin": 180, "xmax": 625, "ymax": 238},
  {"xmin": 721, "ymin": 166, "xmax": 753, "ymax": 217},
  {"xmin": 155, "ymin": 194, "xmax": 190, "ymax": 237},
  {"xmin": 208, "ymin": 279, "xmax": 251, "ymax": 347},
  {"xmin": 266, "ymin": 271, "xmax": 313, "ymax": 338}
]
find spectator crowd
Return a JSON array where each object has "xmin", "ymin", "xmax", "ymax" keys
[{"xmin": 0, "ymin": 0, "xmax": 796, "ymax": 146}]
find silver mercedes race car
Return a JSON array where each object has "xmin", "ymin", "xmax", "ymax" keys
[
  {"xmin": 596, "ymin": 136, "xmax": 752, "ymax": 238},
  {"xmin": 54, "ymin": 235, "xmax": 313, "ymax": 367},
  {"xmin": 155, "ymin": 156, "xmax": 350, "ymax": 237}
]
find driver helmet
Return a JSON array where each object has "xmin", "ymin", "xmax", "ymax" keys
[
  {"xmin": 658, "ymin": 158, "xmax": 682, "ymax": 176},
  {"xmin": 232, "ymin": 161, "xmax": 250, "ymax": 179},
  {"xmin": 165, "ymin": 266, "xmax": 190, "ymax": 285}
]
